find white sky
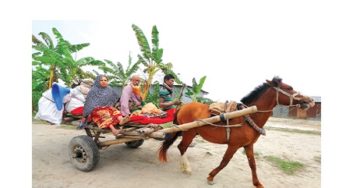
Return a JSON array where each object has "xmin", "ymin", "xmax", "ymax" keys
[
  {"xmin": 2, "ymin": 0, "xmax": 346, "ymax": 187},
  {"xmin": 31, "ymin": 0, "xmax": 335, "ymax": 102}
]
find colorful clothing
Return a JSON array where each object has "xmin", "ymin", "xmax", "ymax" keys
[
  {"xmin": 70, "ymin": 106, "xmax": 84, "ymax": 116},
  {"xmin": 129, "ymin": 108, "xmax": 176, "ymax": 125},
  {"xmin": 120, "ymin": 84, "xmax": 142, "ymax": 116},
  {"xmin": 91, "ymin": 106, "xmax": 122, "ymax": 128},
  {"xmin": 83, "ymin": 75, "xmax": 119, "ymax": 117}
]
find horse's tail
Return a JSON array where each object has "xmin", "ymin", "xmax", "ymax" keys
[{"xmin": 158, "ymin": 131, "xmax": 181, "ymax": 162}]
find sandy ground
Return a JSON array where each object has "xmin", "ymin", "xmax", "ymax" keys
[{"xmin": 32, "ymin": 117, "xmax": 321, "ymax": 188}]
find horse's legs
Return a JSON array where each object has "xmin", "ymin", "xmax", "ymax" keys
[
  {"xmin": 207, "ymin": 144, "xmax": 239, "ymax": 185},
  {"xmin": 244, "ymin": 144, "xmax": 264, "ymax": 188},
  {"xmin": 177, "ymin": 130, "xmax": 197, "ymax": 175}
]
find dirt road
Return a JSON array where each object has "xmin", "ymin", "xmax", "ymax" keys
[{"xmin": 32, "ymin": 117, "xmax": 320, "ymax": 188}]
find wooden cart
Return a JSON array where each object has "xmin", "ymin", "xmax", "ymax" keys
[{"xmin": 68, "ymin": 106, "xmax": 257, "ymax": 171}]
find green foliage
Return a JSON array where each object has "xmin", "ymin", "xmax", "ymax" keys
[
  {"xmin": 132, "ymin": 24, "xmax": 182, "ymax": 100},
  {"xmin": 144, "ymin": 81, "xmax": 161, "ymax": 106},
  {"xmin": 32, "ymin": 27, "xmax": 104, "ymax": 87},
  {"xmin": 32, "ymin": 66, "xmax": 50, "ymax": 111},
  {"xmin": 185, "ymin": 76, "xmax": 207, "ymax": 102},
  {"xmin": 197, "ymin": 97, "xmax": 214, "ymax": 105},
  {"xmin": 98, "ymin": 53, "xmax": 141, "ymax": 88},
  {"xmin": 264, "ymin": 155, "xmax": 304, "ymax": 175},
  {"xmin": 32, "ymin": 27, "xmax": 104, "ymax": 111},
  {"xmin": 132, "ymin": 24, "xmax": 152, "ymax": 61}
]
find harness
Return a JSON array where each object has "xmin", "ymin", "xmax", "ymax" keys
[{"xmin": 201, "ymin": 86, "xmax": 304, "ymax": 142}]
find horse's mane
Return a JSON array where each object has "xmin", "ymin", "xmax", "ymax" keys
[
  {"xmin": 240, "ymin": 83, "xmax": 270, "ymax": 105},
  {"xmin": 241, "ymin": 76, "xmax": 282, "ymax": 105}
]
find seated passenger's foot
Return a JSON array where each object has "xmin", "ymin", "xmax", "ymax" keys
[
  {"xmin": 119, "ymin": 115, "xmax": 130, "ymax": 125},
  {"xmin": 111, "ymin": 128, "xmax": 121, "ymax": 136}
]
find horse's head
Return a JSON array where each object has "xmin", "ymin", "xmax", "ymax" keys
[{"xmin": 266, "ymin": 77, "xmax": 315, "ymax": 110}]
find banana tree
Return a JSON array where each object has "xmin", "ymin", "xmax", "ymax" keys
[
  {"xmin": 185, "ymin": 76, "xmax": 207, "ymax": 102},
  {"xmin": 98, "ymin": 53, "xmax": 141, "ymax": 88},
  {"xmin": 32, "ymin": 27, "xmax": 104, "ymax": 87},
  {"xmin": 132, "ymin": 24, "xmax": 181, "ymax": 100}
]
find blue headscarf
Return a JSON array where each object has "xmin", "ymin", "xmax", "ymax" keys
[{"xmin": 83, "ymin": 75, "xmax": 119, "ymax": 117}]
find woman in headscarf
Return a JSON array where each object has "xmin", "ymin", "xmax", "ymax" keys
[{"xmin": 82, "ymin": 75, "xmax": 129, "ymax": 136}]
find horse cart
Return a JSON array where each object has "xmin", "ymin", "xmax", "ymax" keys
[{"xmin": 68, "ymin": 105, "xmax": 257, "ymax": 172}]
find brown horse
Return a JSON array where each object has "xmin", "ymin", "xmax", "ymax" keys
[{"xmin": 158, "ymin": 77, "xmax": 314, "ymax": 187}]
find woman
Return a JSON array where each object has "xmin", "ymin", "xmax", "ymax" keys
[{"xmin": 83, "ymin": 75, "xmax": 129, "ymax": 136}]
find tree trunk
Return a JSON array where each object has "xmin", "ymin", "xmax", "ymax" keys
[{"xmin": 48, "ymin": 65, "xmax": 55, "ymax": 88}]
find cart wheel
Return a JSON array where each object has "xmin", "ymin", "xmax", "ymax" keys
[
  {"xmin": 125, "ymin": 139, "xmax": 144, "ymax": 148},
  {"xmin": 68, "ymin": 135, "xmax": 100, "ymax": 172}
]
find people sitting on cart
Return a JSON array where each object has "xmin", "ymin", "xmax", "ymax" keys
[
  {"xmin": 82, "ymin": 75, "xmax": 130, "ymax": 136},
  {"xmin": 119, "ymin": 74, "xmax": 143, "ymax": 117},
  {"xmin": 159, "ymin": 74, "xmax": 182, "ymax": 115}
]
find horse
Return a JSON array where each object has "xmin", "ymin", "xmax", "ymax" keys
[{"xmin": 158, "ymin": 76, "xmax": 315, "ymax": 188}]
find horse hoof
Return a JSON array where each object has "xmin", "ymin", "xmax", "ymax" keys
[
  {"xmin": 255, "ymin": 184, "xmax": 264, "ymax": 188},
  {"xmin": 207, "ymin": 180, "xmax": 215, "ymax": 185},
  {"xmin": 182, "ymin": 170, "xmax": 192, "ymax": 175}
]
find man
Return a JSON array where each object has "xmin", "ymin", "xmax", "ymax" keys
[
  {"xmin": 159, "ymin": 74, "xmax": 196, "ymax": 146},
  {"xmin": 120, "ymin": 75, "xmax": 142, "ymax": 116},
  {"xmin": 159, "ymin": 74, "xmax": 181, "ymax": 111}
]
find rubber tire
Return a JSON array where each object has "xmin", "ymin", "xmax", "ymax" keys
[
  {"xmin": 68, "ymin": 135, "xmax": 100, "ymax": 172},
  {"xmin": 125, "ymin": 139, "xmax": 144, "ymax": 148}
]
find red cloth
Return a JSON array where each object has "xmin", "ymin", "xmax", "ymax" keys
[
  {"xmin": 129, "ymin": 108, "xmax": 176, "ymax": 124},
  {"xmin": 70, "ymin": 107, "xmax": 84, "ymax": 116},
  {"xmin": 91, "ymin": 106, "xmax": 122, "ymax": 128}
]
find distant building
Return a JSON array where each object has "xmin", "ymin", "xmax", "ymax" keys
[{"xmin": 272, "ymin": 96, "xmax": 321, "ymax": 120}]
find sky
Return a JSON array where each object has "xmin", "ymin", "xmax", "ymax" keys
[
  {"xmin": 31, "ymin": 1, "xmax": 332, "ymax": 102},
  {"xmin": 2, "ymin": 0, "xmax": 346, "ymax": 187}
]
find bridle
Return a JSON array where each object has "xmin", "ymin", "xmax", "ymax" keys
[
  {"xmin": 274, "ymin": 87, "xmax": 303, "ymax": 107},
  {"xmin": 256, "ymin": 86, "xmax": 303, "ymax": 113}
]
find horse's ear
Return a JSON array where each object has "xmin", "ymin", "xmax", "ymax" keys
[
  {"xmin": 266, "ymin": 79, "xmax": 272, "ymax": 86},
  {"xmin": 271, "ymin": 76, "xmax": 282, "ymax": 87}
]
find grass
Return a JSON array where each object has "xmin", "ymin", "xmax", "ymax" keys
[{"xmin": 264, "ymin": 155, "xmax": 305, "ymax": 175}]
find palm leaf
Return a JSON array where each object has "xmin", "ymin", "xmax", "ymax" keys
[
  {"xmin": 69, "ymin": 43, "xmax": 90, "ymax": 53},
  {"xmin": 125, "ymin": 53, "xmax": 133, "ymax": 73},
  {"xmin": 151, "ymin": 25, "xmax": 159, "ymax": 51},
  {"xmin": 132, "ymin": 24, "xmax": 152, "ymax": 61},
  {"xmin": 127, "ymin": 60, "xmax": 141, "ymax": 77},
  {"xmin": 196, "ymin": 76, "xmax": 207, "ymax": 92},
  {"xmin": 76, "ymin": 57, "xmax": 104, "ymax": 67},
  {"xmin": 39, "ymin": 32, "xmax": 54, "ymax": 48},
  {"xmin": 104, "ymin": 59, "xmax": 118, "ymax": 70},
  {"xmin": 137, "ymin": 55, "xmax": 148, "ymax": 66},
  {"xmin": 99, "ymin": 66, "xmax": 115, "ymax": 74},
  {"xmin": 32, "ymin": 35, "xmax": 43, "ymax": 45},
  {"xmin": 52, "ymin": 27, "xmax": 64, "ymax": 41},
  {"xmin": 116, "ymin": 62, "xmax": 125, "ymax": 77}
]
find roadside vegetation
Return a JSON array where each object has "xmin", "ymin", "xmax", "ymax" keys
[
  {"xmin": 264, "ymin": 155, "xmax": 305, "ymax": 175},
  {"xmin": 32, "ymin": 24, "xmax": 211, "ymax": 113}
]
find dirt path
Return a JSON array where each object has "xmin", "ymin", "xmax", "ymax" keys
[{"xmin": 32, "ymin": 118, "xmax": 320, "ymax": 188}]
